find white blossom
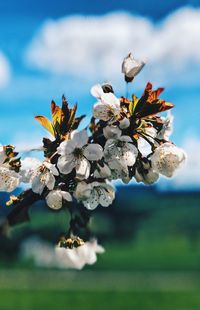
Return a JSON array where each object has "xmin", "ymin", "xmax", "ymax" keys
[
  {"xmin": 74, "ymin": 181, "xmax": 115, "ymax": 210},
  {"xmin": 151, "ymin": 142, "xmax": 186, "ymax": 177},
  {"xmin": 0, "ymin": 145, "xmax": 20, "ymax": 192},
  {"xmin": 122, "ymin": 53, "xmax": 145, "ymax": 81},
  {"xmin": 91, "ymin": 84, "xmax": 121, "ymax": 122},
  {"xmin": 32, "ymin": 161, "xmax": 59, "ymax": 195},
  {"xmin": 20, "ymin": 157, "xmax": 42, "ymax": 183},
  {"xmin": 46, "ymin": 189, "xmax": 72, "ymax": 210},
  {"xmin": 104, "ymin": 134, "xmax": 138, "ymax": 184},
  {"xmin": 103, "ymin": 125, "xmax": 122, "ymax": 139},
  {"xmin": 21, "ymin": 237, "xmax": 104, "ymax": 270},
  {"xmin": 0, "ymin": 145, "xmax": 6, "ymax": 165},
  {"xmin": 119, "ymin": 118, "xmax": 130, "ymax": 129},
  {"xmin": 57, "ymin": 130, "xmax": 103, "ymax": 179},
  {"xmin": 109, "ymin": 166, "xmax": 131, "ymax": 184},
  {"xmin": 55, "ymin": 239, "xmax": 105, "ymax": 270},
  {"xmin": 90, "ymin": 84, "xmax": 104, "ymax": 99},
  {"xmin": 0, "ymin": 166, "xmax": 20, "ymax": 192},
  {"xmin": 104, "ymin": 134, "xmax": 138, "ymax": 175}
]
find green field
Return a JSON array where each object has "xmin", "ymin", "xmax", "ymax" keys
[{"xmin": 1, "ymin": 291, "xmax": 200, "ymax": 310}]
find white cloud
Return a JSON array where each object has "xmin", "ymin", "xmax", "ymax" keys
[
  {"xmin": 25, "ymin": 7, "xmax": 200, "ymax": 87},
  {"xmin": 0, "ymin": 51, "xmax": 11, "ymax": 88}
]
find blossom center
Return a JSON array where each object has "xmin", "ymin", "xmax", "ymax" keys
[{"xmin": 73, "ymin": 147, "xmax": 83, "ymax": 158}]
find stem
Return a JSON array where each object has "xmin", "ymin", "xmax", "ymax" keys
[{"xmin": 125, "ymin": 82, "xmax": 129, "ymax": 99}]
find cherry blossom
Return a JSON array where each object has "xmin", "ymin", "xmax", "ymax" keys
[
  {"xmin": 91, "ymin": 84, "xmax": 121, "ymax": 122},
  {"xmin": 74, "ymin": 181, "xmax": 115, "ymax": 210},
  {"xmin": 55, "ymin": 239, "xmax": 105, "ymax": 270},
  {"xmin": 46, "ymin": 189, "xmax": 72, "ymax": 210},
  {"xmin": 104, "ymin": 134, "xmax": 138, "ymax": 175},
  {"xmin": 122, "ymin": 53, "xmax": 146, "ymax": 82},
  {"xmin": 151, "ymin": 142, "xmax": 186, "ymax": 177},
  {"xmin": 0, "ymin": 145, "xmax": 6, "ymax": 164},
  {"xmin": 32, "ymin": 162, "xmax": 59, "ymax": 195},
  {"xmin": 0, "ymin": 166, "xmax": 20, "ymax": 192},
  {"xmin": 57, "ymin": 130, "xmax": 103, "ymax": 179},
  {"xmin": 0, "ymin": 144, "xmax": 20, "ymax": 192}
]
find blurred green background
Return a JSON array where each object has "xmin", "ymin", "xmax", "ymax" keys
[{"xmin": 1, "ymin": 185, "xmax": 200, "ymax": 309}]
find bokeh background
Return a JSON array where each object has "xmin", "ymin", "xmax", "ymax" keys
[{"xmin": 0, "ymin": 0, "xmax": 200, "ymax": 309}]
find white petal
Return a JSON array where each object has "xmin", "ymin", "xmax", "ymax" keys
[
  {"xmin": 145, "ymin": 127, "xmax": 157, "ymax": 139},
  {"xmin": 83, "ymin": 190, "xmax": 99, "ymax": 210},
  {"xmin": 127, "ymin": 63, "xmax": 145, "ymax": 78},
  {"xmin": 44, "ymin": 162, "xmax": 59, "ymax": 176},
  {"xmin": 46, "ymin": 190, "xmax": 72, "ymax": 210},
  {"xmin": 99, "ymin": 188, "xmax": 114, "ymax": 207},
  {"xmin": 71, "ymin": 130, "xmax": 88, "ymax": 148},
  {"xmin": 55, "ymin": 247, "xmax": 85, "ymax": 270},
  {"xmin": 90, "ymin": 84, "xmax": 104, "ymax": 99},
  {"xmin": 101, "ymin": 93, "xmax": 120, "ymax": 107},
  {"xmin": 32, "ymin": 173, "xmax": 45, "ymax": 195},
  {"xmin": 74, "ymin": 182, "xmax": 92, "ymax": 200},
  {"xmin": 76, "ymin": 158, "xmax": 91, "ymax": 180},
  {"xmin": 0, "ymin": 145, "xmax": 6, "ymax": 165},
  {"xmin": 103, "ymin": 126, "xmax": 121, "ymax": 139},
  {"xmin": 0, "ymin": 167, "xmax": 20, "ymax": 192},
  {"xmin": 46, "ymin": 190, "xmax": 63, "ymax": 210},
  {"xmin": 119, "ymin": 118, "xmax": 130, "ymax": 129},
  {"xmin": 57, "ymin": 154, "xmax": 76, "ymax": 175},
  {"xmin": 83, "ymin": 144, "xmax": 103, "ymax": 161},
  {"xmin": 121, "ymin": 143, "xmax": 138, "ymax": 166},
  {"xmin": 89, "ymin": 239, "xmax": 105, "ymax": 254},
  {"xmin": 61, "ymin": 191, "xmax": 72, "ymax": 202},
  {"xmin": 57, "ymin": 139, "xmax": 76, "ymax": 155},
  {"xmin": 119, "ymin": 135, "xmax": 132, "ymax": 143},
  {"xmin": 55, "ymin": 239, "xmax": 104, "ymax": 270},
  {"xmin": 104, "ymin": 139, "xmax": 117, "ymax": 161},
  {"xmin": 122, "ymin": 53, "xmax": 145, "ymax": 79},
  {"xmin": 46, "ymin": 172, "xmax": 56, "ymax": 190}
]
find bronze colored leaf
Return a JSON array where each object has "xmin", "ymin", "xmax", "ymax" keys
[
  {"xmin": 134, "ymin": 82, "xmax": 174, "ymax": 119},
  {"xmin": 51, "ymin": 101, "xmax": 63, "ymax": 126},
  {"xmin": 35, "ymin": 116, "xmax": 55, "ymax": 137}
]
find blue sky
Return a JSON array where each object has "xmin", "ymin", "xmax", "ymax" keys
[{"xmin": 0, "ymin": 0, "xmax": 200, "ymax": 188}]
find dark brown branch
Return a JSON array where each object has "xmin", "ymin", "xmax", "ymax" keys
[{"xmin": 0, "ymin": 189, "xmax": 41, "ymax": 236}]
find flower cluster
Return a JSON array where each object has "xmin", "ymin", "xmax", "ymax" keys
[{"xmin": 0, "ymin": 53, "xmax": 186, "ymax": 269}]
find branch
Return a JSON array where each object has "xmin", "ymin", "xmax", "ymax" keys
[{"xmin": 0, "ymin": 189, "xmax": 41, "ymax": 236}]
